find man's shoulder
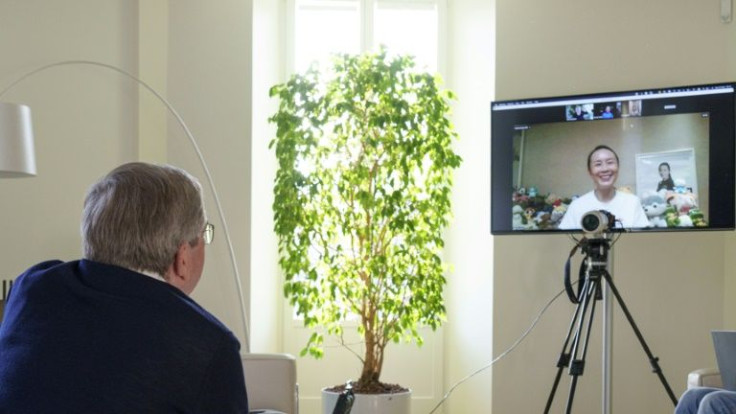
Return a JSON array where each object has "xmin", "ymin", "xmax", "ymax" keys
[
  {"xmin": 14, "ymin": 260, "xmax": 76, "ymax": 287},
  {"xmin": 24, "ymin": 259, "xmax": 69, "ymax": 275},
  {"xmin": 177, "ymin": 298, "xmax": 240, "ymax": 345},
  {"xmin": 15, "ymin": 259, "xmax": 240, "ymax": 348}
]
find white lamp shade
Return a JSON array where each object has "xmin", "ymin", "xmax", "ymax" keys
[{"xmin": 0, "ymin": 102, "xmax": 36, "ymax": 177}]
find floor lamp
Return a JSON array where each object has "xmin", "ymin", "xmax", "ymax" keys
[
  {"xmin": 0, "ymin": 101, "xmax": 35, "ymax": 315},
  {"xmin": 0, "ymin": 102, "xmax": 35, "ymax": 178},
  {"xmin": 0, "ymin": 61, "xmax": 250, "ymax": 352}
]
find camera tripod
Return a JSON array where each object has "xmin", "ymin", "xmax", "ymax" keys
[{"xmin": 543, "ymin": 236, "xmax": 679, "ymax": 413}]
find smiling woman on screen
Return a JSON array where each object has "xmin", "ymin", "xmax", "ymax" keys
[{"xmin": 558, "ymin": 145, "xmax": 650, "ymax": 230}]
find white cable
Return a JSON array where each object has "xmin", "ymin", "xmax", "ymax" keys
[
  {"xmin": 0, "ymin": 60, "xmax": 251, "ymax": 352},
  {"xmin": 427, "ymin": 282, "xmax": 574, "ymax": 414}
]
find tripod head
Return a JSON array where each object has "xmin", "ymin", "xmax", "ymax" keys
[
  {"xmin": 563, "ymin": 209, "xmax": 619, "ymax": 303},
  {"xmin": 580, "ymin": 236, "xmax": 611, "ymax": 275},
  {"xmin": 564, "ymin": 234, "xmax": 614, "ymax": 304}
]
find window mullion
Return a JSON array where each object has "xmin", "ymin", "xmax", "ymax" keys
[
  {"xmin": 362, "ymin": 0, "xmax": 374, "ymax": 53},
  {"xmin": 436, "ymin": 0, "xmax": 446, "ymax": 76},
  {"xmin": 286, "ymin": 0, "xmax": 296, "ymax": 74}
]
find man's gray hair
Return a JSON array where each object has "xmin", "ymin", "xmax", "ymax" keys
[{"xmin": 81, "ymin": 162, "xmax": 206, "ymax": 277}]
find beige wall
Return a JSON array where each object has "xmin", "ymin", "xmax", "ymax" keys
[
  {"xmin": 165, "ymin": 0, "xmax": 253, "ymax": 347},
  {"xmin": 0, "ymin": 0, "xmax": 139, "ymax": 279},
  {"xmin": 0, "ymin": 0, "xmax": 254, "ymax": 350},
  {"xmin": 251, "ymin": 0, "xmax": 284, "ymax": 354},
  {"xmin": 443, "ymin": 1, "xmax": 495, "ymax": 413},
  {"xmin": 494, "ymin": 1, "xmax": 735, "ymax": 413}
]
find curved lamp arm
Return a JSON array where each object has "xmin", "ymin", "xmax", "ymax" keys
[{"xmin": 0, "ymin": 60, "xmax": 250, "ymax": 351}]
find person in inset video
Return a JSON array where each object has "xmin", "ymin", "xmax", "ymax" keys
[
  {"xmin": 601, "ymin": 105, "xmax": 614, "ymax": 119},
  {"xmin": 657, "ymin": 161, "xmax": 676, "ymax": 192},
  {"xmin": 559, "ymin": 145, "xmax": 650, "ymax": 230},
  {"xmin": 573, "ymin": 105, "xmax": 587, "ymax": 120}
]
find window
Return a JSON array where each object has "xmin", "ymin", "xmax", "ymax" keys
[
  {"xmin": 290, "ymin": 0, "xmax": 442, "ymax": 74},
  {"xmin": 292, "ymin": 1, "xmax": 361, "ymax": 72}
]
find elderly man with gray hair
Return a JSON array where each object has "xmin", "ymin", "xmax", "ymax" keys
[{"xmin": 0, "ymin": 162, "xmax": 248, "ymax": 413}]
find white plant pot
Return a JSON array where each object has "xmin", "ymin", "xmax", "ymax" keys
[{"xmin": 322, "ymin": 388, "xmax": 411, "ymax": 414}]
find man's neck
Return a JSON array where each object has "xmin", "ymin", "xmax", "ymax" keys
[{"xmin": 137, "ymin": 269, "xmax": 167, "ymax": 283}]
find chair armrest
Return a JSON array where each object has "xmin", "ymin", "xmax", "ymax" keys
[
  {"xmin": 242, "ymin": 353, "xmax": 298, "ymax": 414},
  {"xmin": 688, "ymin": 368, "xmax": 723, "ymax": 389}
]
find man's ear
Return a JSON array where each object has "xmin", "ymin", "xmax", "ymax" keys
[{"xmin": 166, "ymin": 243, "xmax": 190, "ymax": 290}]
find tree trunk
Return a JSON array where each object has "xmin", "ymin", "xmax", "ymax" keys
[{"xmin": 358, "ymin": 321, "xmax": 382, "ymax": 389}]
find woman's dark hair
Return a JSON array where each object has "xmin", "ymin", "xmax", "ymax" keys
[
  {"xmin": 587, "ymin": 145, "xmax": 619, "ymax": 171},
  {"xmin": 657, "ymin": 162, "xmax": 675, "ymax": 191}
]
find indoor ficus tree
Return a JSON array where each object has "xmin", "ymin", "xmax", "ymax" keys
[{"xmin": 269, "ymin": 47, "xmax": 461, "ymax": 393}]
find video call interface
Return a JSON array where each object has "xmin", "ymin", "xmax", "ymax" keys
[{"xmin": 490, "ymin": 84, "xmax": 736, "ymax": 234}]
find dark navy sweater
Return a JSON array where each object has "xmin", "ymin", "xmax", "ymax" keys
[{"xmin": 0, "ymin": 260, "xmax": 248, "ymax": 413}]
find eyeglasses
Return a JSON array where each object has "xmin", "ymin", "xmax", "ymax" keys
[{"xmin": 203, "ymin": 222, "xmax": 215, "ymax": 245}]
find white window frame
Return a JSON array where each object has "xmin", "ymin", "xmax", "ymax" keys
[{"xmin": 286, "ymin": 0, "xmax": 447, "ymax": 77}]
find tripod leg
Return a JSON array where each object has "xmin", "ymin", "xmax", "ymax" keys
[
  {"xmin": 565, "ymin": 277, "xmax": 600, "ymax": 414},
  {"xmin": 544, "ymin": 348, "xmax": 570, "ymax": 414},
  {"xmin": 601, "ymin": 270, "xmax": 679, "ymax": 407},
  {"xmin": 545, "ymin": 276, "xmax": 592, "ymax": 414},
  {"xmin": 566, "ymin": 376, "xmax": 580, "ymax": 414}
]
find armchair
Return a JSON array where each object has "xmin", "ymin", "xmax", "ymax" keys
[
  {"xmin": 241, "ymin": 353, "xmax": 298, "ymax": 414},
  {"xmin": 687, "ymin": 368, "xmax": 723, "ymax": 389}
]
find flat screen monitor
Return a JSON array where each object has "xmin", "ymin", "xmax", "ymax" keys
[{"xmin": 490, "ymin": 82, "xmax": 735, "ymax": 235}]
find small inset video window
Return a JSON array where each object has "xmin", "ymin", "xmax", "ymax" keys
[
  {"xmin": 593, "ymin": 102, "xmax": 622, "ymax": 119},
  {"xmin": 566, "ymin": 103, "xmax": 594, "ymax": 121},
  {"xmin": 621, "ymin": 100, "xmax": 643, "ymax": 118}
]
